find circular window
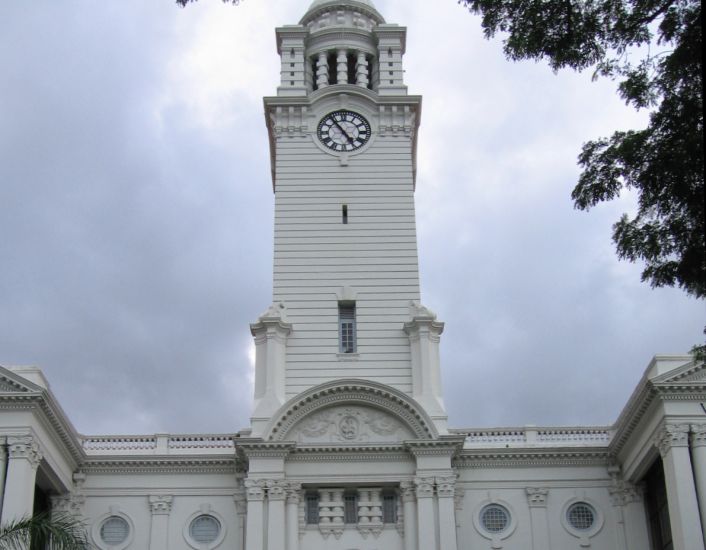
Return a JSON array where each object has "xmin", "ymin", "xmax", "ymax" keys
[
  {"xmin": 100, "ymin": 516, "xmax": 129, "ymax": 545},
  {"xmin": 480, "ymin": 504, "xmax": 510, "ymax": 533},
  {"xmin": 189, "ymin": 515, "xmax": 221, "ymax": 544},
  {"xmin": 567, "ymin": 502, "xmax": 596, "ymax": 531}
]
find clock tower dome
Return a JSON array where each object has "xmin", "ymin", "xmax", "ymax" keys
[{"xmin": 249, "ymin": 0, "xmax": 448, "ymax": 439}]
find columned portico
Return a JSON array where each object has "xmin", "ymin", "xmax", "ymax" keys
[
  {"xmin": 655, "ymin": 423, "xmax": 705, "ymax": 550},
  {"xmin": 0, "ymin": 434, "xmax": 42, "ymax": 523}
]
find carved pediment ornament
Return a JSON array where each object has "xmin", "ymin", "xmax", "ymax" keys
[{"xmin": 265, "ymin": 380, "xmax": 437, "ymax": 441}]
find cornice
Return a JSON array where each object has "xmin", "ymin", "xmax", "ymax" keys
[
  {"xmin": 80, "ymin": 455, "xmax": 238, "ymax": 475},
  {"xmin": 454, "ymin": 448, "xmax": 612, "ymax": 469}
]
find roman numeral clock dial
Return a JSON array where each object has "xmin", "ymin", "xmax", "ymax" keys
[{"xmin": 317, "ymin": 110, "xmax": 371, "ymax": 152}]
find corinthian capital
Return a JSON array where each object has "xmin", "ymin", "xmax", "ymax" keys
[
  {"xmin": 148, "ymin": 495, "xmax": 173, "ymax": 515},
  {"xmin": 435, "ymin": 475, "xmax": 456, "ymax": 498},
  {"xmin": 654, "ymin": 423, "xmax": 690, "ymax": 457},
  {"xmin": 244, "ymin": 478, "xmax": 266, "ymax": 501},
  {"xmin": 7, "ymin": 435, "xmax": 42, "ymax": 469},
  {"xmin": 691, "ymin": 423, "xmax": 706, "ymax": 448},
  {"xmin": 413, "ymin": 476, "xmax": 435, "ymax": 498}
]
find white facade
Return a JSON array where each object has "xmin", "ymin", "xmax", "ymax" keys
[{"xmin": 1, "ymin": 2, "xmax": 705, "ymax": 550}]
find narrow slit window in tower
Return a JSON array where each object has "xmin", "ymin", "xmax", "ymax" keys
[
  {"xmin": 305, "ymin": 493, "xmax": 320, "ymax": 524},
  {"xmin": 342, "ymin": 204, "xmax": 348, "ymax": 224},
  {"xmin": 344, "ymin": 492, "xmax": 358, "ymax": 523},
  {"xmin": 339, "ymin": 303, "xmax": 356, "ymax": 353},
  {"xmin": 382, "ymin": 491, "xmax": 397, "ymax": 523}
]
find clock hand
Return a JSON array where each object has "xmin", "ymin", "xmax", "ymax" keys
[{"xmin": 332, "ymin": 120, "xmax": 353, "ymax": 143}]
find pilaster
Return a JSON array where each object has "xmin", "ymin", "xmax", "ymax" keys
[
  {"xmin": 525, "ymin": 487, "xmax": 550, "ymax": 550},
  {"xmin": 267, "ymin": 480, "xmax": 287, "ymax": 550},
  {"xmin": 400, "ymin": 481, "xmax": 418, "ymax": 550},
  {"xmin": 0, "ymin": 435, "xmax": 43, "ymax": 523},
  {"xmin": 654, "ymin": 423, "xmax": 705, "ymax": 550},
  {"xmin": 0, "ymin": 439, "xmax": 6, "ymax": 519},
  {"xmin": 244, "ymin": 479, "xmax": 266, "ymax": 550},
  {"xmin": 436, "ymin": 475, "xmax": 458, "ymax": 550},
  {"xmin": 285, "ymin": 483, "xmax": 301, "ymax": 550},
  {"xmin": 414, "ymin": 476, "xmax": 436, "ymax": 550},
  {"xmin": 148, "ymin": 495, "xmax": 173, "ymax": 550}
]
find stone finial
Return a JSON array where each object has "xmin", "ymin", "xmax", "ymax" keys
[{"xmin": 260, "ymin": 302, "xmax": 288, "ymax": 321}]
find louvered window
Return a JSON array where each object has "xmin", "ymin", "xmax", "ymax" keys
[
  {"xmin": 339, "ymin": 303, "xmax": 356, "ymax": 353},
  {"xmin": 100, "ymin": 516, "xmax": 129, "ymax": 545},
  {"xmin": 189, "ymin": 515, "xmax": 221, "ymax": 543}
]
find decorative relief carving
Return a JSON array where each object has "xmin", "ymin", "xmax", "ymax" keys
[
  {"xmin": 654, "ymin": 423, "xmax": 690, "ymax": 456},
  {"xmin": 378, "ymin": 105, "xmax": 416, "ymax": 138},
  {"xmin": 268, "ymin": 106, "xmax": 309, "ymax": 138},
  {"xmin": 7, "ymin": 435, "xmax": 42, "ymax": 469},
  {"xmin": 288, "ymin": 405, "xmax": 414, "ymax": 444},
  {"xmin": 525, "ymin": 487, "xmax": 549, "ymax": 507},
  {"xmin": 148, "ymin": 495, "xmax": 173, "ymax": 515}
]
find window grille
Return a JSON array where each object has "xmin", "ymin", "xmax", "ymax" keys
[
  {"xmin": 480, "ymin": 504, "xmax": 510, "ymax": 533},
  {"xmin": 344, "ymin": 493, "xmax": 358, "ymax": 524},
  {"xmin": 567, "ymin": 502, "xmax": 595, "ymax": 531},
  {"xmin": 382, "ymin": 492, "xmax": 397, "ymax": 523},
  {"xmin": 305, "ymin": 493, "xmax": 320, "ymax": 524},
  {"xmin": 339, "ymin": 303, "xmax": 356, "ymax": 353}
]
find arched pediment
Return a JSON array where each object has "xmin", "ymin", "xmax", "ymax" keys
[{"xmin": 263, "ymin": 380, "xmax": 438, "ymax": 442}]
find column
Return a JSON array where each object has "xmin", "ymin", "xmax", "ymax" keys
[
  {"xmin": 316, "ymin": 52, "xmax": 329, "ymax": 88},
  {"xmin": 0, "ymin": 435, "xmax": 42, "ymax": 523},
  {"xmin": 0, "ymin": 438, "xmax": 6, "ymax": 519},
  {"xmin": 267, "ymin": 480, "xmax": 287, "ymax": 550},
  {"xmin": 285, "ymin": 483, "xmax": 301, "ymax": 550},
  {"xmin": 336, "ymin": 49, "xmax": 348, "ymax": 84},
  {"xmin": 401, "ymin": 482, "xmax": 418, "ymax": 550},
  {"xmin": 148, "ymin": 495, "xmax": 173, "ymax": 550},
  {"xmin": 526, "ymin": 488, "xmax": 550, "ymax": 550},
  {"xmin": 655, "ymin": 423, "xmax": 705, "ymax": 550},
  {"xmin": 436, "ymin": 476, "xmax": 458, "ymax": 550},
  {"xmin": 355, "ymin": 51, "xmax": 369, "ymax": 88},
  {"xmin": 691, "ymin": 423, "xmax": 706, "ymax": 546},
  {"xmin": 414, "ymin": 477, "xmax": 437, "ymax": 550},
  {"xmin": 244, "ymin": 479, "xmax": 266, "ymax": 550}
]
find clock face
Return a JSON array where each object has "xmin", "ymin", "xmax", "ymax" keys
[{"xmin": 317, "ymin": 110, "xmax": 371, "ymax": 152}]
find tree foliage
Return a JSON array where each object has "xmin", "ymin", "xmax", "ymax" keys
[
  {"xmin": 460, "ymin": 0, "xmax": 704, "ymax": 300},
  {"xmin": 0, "ymin": 513, "xmax": 91, "ymax": 550}
]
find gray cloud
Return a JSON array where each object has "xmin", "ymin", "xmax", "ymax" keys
[{"xmin": 1, "ymin": 0, "xmax": 702, "ymax": 435}]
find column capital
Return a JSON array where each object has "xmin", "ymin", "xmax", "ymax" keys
[
  {"xmin": 148, "ymin": 495, "xmax": 173, "ymax": 515},
  {"xmin": 7, "ymin": 435, "xmax": 42, "ymax": 469},
  {"xmin": 526, "ymin": 487, "xmax": 549, "ymax": 507},
  {"xmin": 413, "ymin": 476, "xmax": 435, "ymax": 498},
  {"xmin": 267, "ymin": 479, "xmax": 288, "ymax": 501},
  {"xmin": 654, "ymin": 423, "xmax": 690, "ymax": 456},
  {"xmin": 435, "ymin": 475, "xmax": 456, "ymax": 498},
  {"xmin": 608, "ymin": 483, "xmax": 644, "ymax": 506},
  {"xmin": 286, "ymin": 482, "xmax": 302, "ymax": 503},
  {"xmin": 244, "ymin": 478, "xmax": 266, "ymax": 501},
  {"xmin": 690, "ymin": 423, "xmax": 706, "ymax": 447},
  {"xmin": 400, "ymin": 480, "xmax": 416, "ymax": 502},
  {"xmin": 233, "ymin": 490, "xmax": 247, "ymax": 515},
  {"xmin": 50, "ymin": 493, "xmax": 85, "ymax": 517}
]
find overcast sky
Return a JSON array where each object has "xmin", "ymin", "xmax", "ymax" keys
[{"xmin": 1, "ymin": 0, "xmax": 702, "ymax": 436}]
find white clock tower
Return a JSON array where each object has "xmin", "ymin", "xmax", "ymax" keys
[{"xmin": 249, "ymin": 0, "xmax": 448, "ymax": 436}]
